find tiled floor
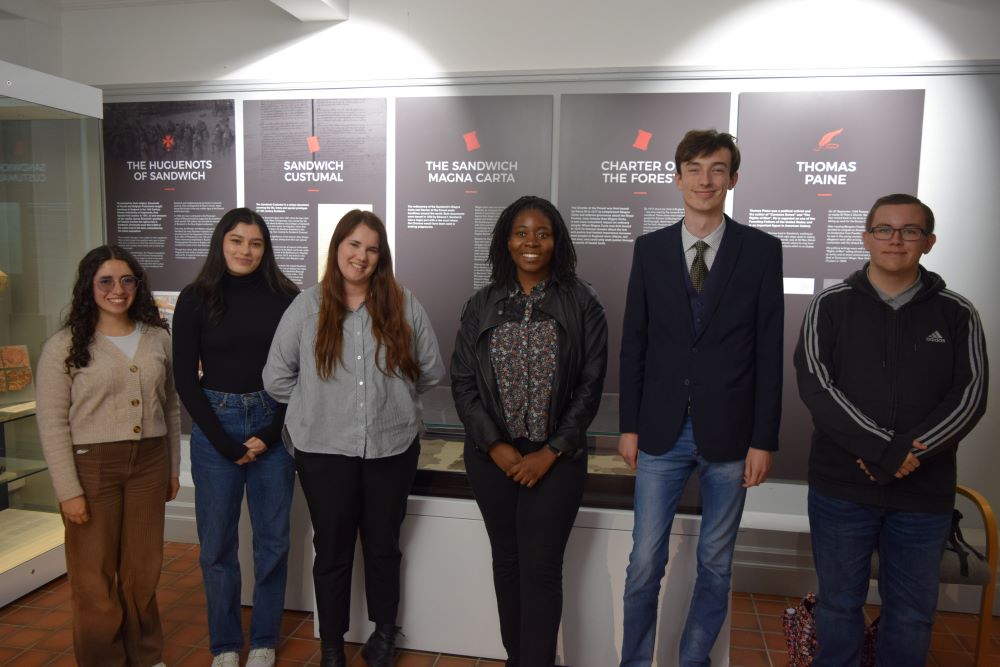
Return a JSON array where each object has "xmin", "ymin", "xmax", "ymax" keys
[
  {"xmin": 728, "ymin": 591, "xmax": 1000, "ymax": 667},
  {"xmin": 0, "ymin": 541, "xmax": 997, "ymax": 666}
]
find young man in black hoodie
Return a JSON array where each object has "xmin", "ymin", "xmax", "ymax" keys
[{"xmin": 794, "ymin": 193, "xmax": 989, "ymax": 667}]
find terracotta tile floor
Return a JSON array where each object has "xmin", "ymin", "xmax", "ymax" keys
[
  {"xmin": 728, "ymin": 592, "xmax": 1000, "ymax": 667},
  {"xmin": 0, "ymin": 541, "xmax": 997, "ymax": 666}
]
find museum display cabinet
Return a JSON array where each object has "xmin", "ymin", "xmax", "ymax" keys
[
  {"xmin": 415, "ymin": 386, "xmax": 631, "ymax": 503},
  {"xmin": 413, "ymin": 385, "xmax": 703, "ymax": 513},
  {"xmin": 0, "ymin": 59, "xmax": 104, "ymax": 606}
]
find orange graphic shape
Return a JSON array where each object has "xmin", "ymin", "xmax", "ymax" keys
[
  {"xmin": 815, "ymin": 128, "xmax": 844, "ymax": 151},
  {"xmin": 633, "ymin": 129, "xmax": 653, "ymax": 151},
  {"xmin": 464, "ymin": 131, "xmax": 481, "ymax": 152},
  {"xmin": 307, "ymin": 136, "xmax": 321, "ymax": 153}
]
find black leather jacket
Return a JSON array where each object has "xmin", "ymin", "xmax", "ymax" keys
[{"xmin": 450, "ymin": 277, "xmax": 608, "ymax": 458}]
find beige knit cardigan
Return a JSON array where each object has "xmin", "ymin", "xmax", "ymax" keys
[{"xmin": 35, "ymin": 325, "xmax": 181, "ymax": 502}]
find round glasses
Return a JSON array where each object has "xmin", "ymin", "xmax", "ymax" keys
[
  {"xmin": 867, "ymin": 225, "xmax": 929, "ymax": 242},
  {"xmin": 94, "ymin": 275, "xmax": 140, "ymax": 293}
]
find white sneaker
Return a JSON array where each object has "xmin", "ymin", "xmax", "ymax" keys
[
  {"xmin": 245, "ymin": 647, "xmax": 276, "ymax": 667},
  {"xmin": 211, "ymin": 652, "xmax": 240, "ymax": 667}
]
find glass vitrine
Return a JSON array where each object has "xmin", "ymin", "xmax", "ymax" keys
[{"xmin": 0, "ymin": 59, "xmax": 104, "ymax": 605}]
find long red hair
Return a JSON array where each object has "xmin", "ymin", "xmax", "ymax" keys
[{"xmin": 314, "ymin": 210, "xmax": 419, "ymax": 382}]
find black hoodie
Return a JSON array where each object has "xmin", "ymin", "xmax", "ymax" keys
[{"xmin": 794, "ymin": 264, "xmax": 988, "ymax": 513}]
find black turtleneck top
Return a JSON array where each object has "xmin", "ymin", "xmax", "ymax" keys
[{"xmin": 172, "ymin": 270, "xmax": 296, "ymax": 461}]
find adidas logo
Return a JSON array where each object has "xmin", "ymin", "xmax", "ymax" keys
[{"xmin": 925, "ymin": 331, "xmax": 946, "ymax": 343}]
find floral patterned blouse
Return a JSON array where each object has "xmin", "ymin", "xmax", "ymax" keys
[{"xmin": 489, "ymin": 281, "xmax": 559, "ymax": 442}]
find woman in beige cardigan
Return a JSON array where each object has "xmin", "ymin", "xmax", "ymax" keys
[{"xmin": 36, "ymin": 245, "xmax": 180, "ymax": 667}]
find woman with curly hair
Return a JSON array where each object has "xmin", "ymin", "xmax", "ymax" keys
[
  {"xmin": 451, "ymin": 195, "xmax": 608, "ymax": 667},
  {"xmin": 35, "ymin": 245, "xmax": 179, "ymax": 667},
  {"xmin": 172, "ymin": 208, "xmax": 299, "ymax": 667},
  {"xmin": 264, "ymin": 210, "xmax": 444, "ymax": 667}
]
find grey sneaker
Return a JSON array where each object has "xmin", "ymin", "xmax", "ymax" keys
[
  {"xmin": 211, "ymin": 652, "xmax": 240, "ymax": 667},
  {"xmin": 245, "ymin": 648, "xmax": 276, "ymax": 667}
]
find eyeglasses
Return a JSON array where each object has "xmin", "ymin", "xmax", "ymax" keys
[
  {"xmin": 94, "ymin": 275, "xmax": 140, "ymax": 293},
  {"xmin": 867, "ymin": 225, "xmax": 929, "ymax": 242}
]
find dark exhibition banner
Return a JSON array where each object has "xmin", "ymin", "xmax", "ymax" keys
[
  {"xmin": 97, "ymin": 90, "xmax": 928, "ymax": 483},
  {"xmin": 734, "ymin": 89, "xmax": 925, "ymax": 480},
  {"xmin": 243, "ymin": 98, "xmax": 387, "ymax": 288},
  {"xmin": 104, "ymin": 100, "xmax": 237, "ymax": 292},
  {"xmin": 558, "ymin": 93, "xmax": 732, "ymax": 392},
  {"xmin": 394, "ymin": 95, "xmax": 554, "ymax": 371}
]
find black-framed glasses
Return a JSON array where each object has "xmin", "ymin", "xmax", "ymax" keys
[
  {"xmin": 94, "ymin": 275, "xmax": 140, "ymax": 293},
  {"xmin": 867, "ymin": 225, "xmax": 929, "ymax": 242}
]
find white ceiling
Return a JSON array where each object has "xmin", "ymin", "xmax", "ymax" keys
[{"xmin": 56, "ymin": 0, "xmax": 346, "ymax": 21}]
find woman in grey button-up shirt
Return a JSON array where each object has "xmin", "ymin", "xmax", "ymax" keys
[{"xmin": 264, "ymin": 210, "xmax": 444, "ymax": 667}]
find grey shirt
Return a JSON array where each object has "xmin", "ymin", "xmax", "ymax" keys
[
  {"xmin": 263, "ymin": 285, "xmax": 445, "ymax": 459},
  {"xmin": 870, "ymin": 269, "xmax": 922, "ymax": 310}
]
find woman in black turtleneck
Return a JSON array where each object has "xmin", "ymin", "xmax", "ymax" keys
[{"xmin": 172, "ymin": 208, "xmax": 299, "ymax": 667}]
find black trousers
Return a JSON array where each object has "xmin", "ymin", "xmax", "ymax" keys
[
  {"xmin": 295, "ymin": 438, "xmax": 419, "ymax": 642},
  {"xmin": 465, "ymin": 438, "xmax": 586, "ymax": 667}
]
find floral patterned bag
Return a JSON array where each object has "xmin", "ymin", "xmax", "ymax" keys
[
  {"xmin": 783, "ymin": 593, "xmax": 819, "ymax": 666},
  {"xmin": 783, "ymin": 593, "xmax": 879, "ymax": 666}
]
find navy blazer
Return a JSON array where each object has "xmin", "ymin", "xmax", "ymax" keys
[{"xmin": 619, "ymin": 216, "xmax": 784, "ymax": 462}]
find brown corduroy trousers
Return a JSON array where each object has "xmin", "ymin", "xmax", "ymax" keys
[{"xmin": 64, "ymin": 436, "xmax": 169, "ymax": 667}]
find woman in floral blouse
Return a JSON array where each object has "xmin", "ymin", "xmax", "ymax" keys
[{"xmin": 451, "ymin": 195, "xmax": 608, "ymax": 667}]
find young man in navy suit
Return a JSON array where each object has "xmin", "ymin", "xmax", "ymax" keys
[{"xmin": 618, "ymin": 129, "xmax": 784, "ymax": 667}]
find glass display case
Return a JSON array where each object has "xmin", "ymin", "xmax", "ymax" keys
[
  {"xmin": 413, "ymin": 386, "xmax": 702, "ymax": 513},
  {"xmin": 0, "ymin": 59, "xmax": 104, "ymax": 606}
]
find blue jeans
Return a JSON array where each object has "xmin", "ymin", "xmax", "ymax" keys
[
  {"xmin": 808, "ymin": 488, "xmax": 951, "ymax": 667},
  {"xmin": 191, "ymin": 389, "xmax": 295, "ymax": 655},
  {"xmin": 621, "ymin": 417, "xmax": 747, "ymax": 667}
]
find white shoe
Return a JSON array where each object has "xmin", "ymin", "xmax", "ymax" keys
[
  {"xmin": 211, "ymin": 652, "xmax": 240, "ymax": 667},
  {"xmin": 245, "ymin": 647, "xmax": 276, "ymax": 667}
]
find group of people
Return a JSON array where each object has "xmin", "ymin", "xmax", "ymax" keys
[{"xmin": 34, "ymin": 127, "xmax": 987, "ymax": 667}]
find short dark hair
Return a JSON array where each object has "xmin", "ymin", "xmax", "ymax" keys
[
  {"xmin": 488, "ymin": 195, "xmax": 577, "ymax": 288},
  {"xmin": 865, "ymin": 194, "xmax": 935, "ymax": 235},
  {"xmin": 675, "ymin": 129, "xmax": 740, "ymax": 176}
]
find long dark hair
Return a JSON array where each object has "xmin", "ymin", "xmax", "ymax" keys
[
  {"xmin": 189, "ymin": 208, "xmax": 299, "ymax": 325},
  {"xmin": 488, "ymin": 195, "xmax": 577, "ymax": 288},
  {"xmin": 314, "ymin": 210, "xmax": 419, "ymax": 382},
  {"xmin": 64, "ymin": 245, "xmax": 167, "ymax": 370}
]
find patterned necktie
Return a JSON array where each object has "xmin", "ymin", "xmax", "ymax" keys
[{"xmin": 690, "ymin": 240, "xmax": 709, "ymax": 293}]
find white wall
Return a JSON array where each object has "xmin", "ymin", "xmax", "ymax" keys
[
  {"xmin": 0, "ymin": 1, "xmax": 62, "ymax": 77},
  {"xmin": 47, "ymin": 0, "xmax": 1000, "ymax": 86},
  {"xmin": 49, "ymin": 0, "xmax": 1000, "ymax": 512},
  {"xmin": 6, "ymin": 0, "xmax": 1000, "ymax": 592}
]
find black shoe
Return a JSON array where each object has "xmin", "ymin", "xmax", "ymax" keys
[
  {"xmin": 319, "ymin": 640, "xmax": 346, "ymax": 667},
  {"xmin": 361, "ymin": 623, "xmax": 401, "ymax": 667}
]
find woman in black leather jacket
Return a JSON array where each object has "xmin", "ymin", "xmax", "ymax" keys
[{"xmin": 451, "ymin": 195, "xmax": 608, "ymax": 667}]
